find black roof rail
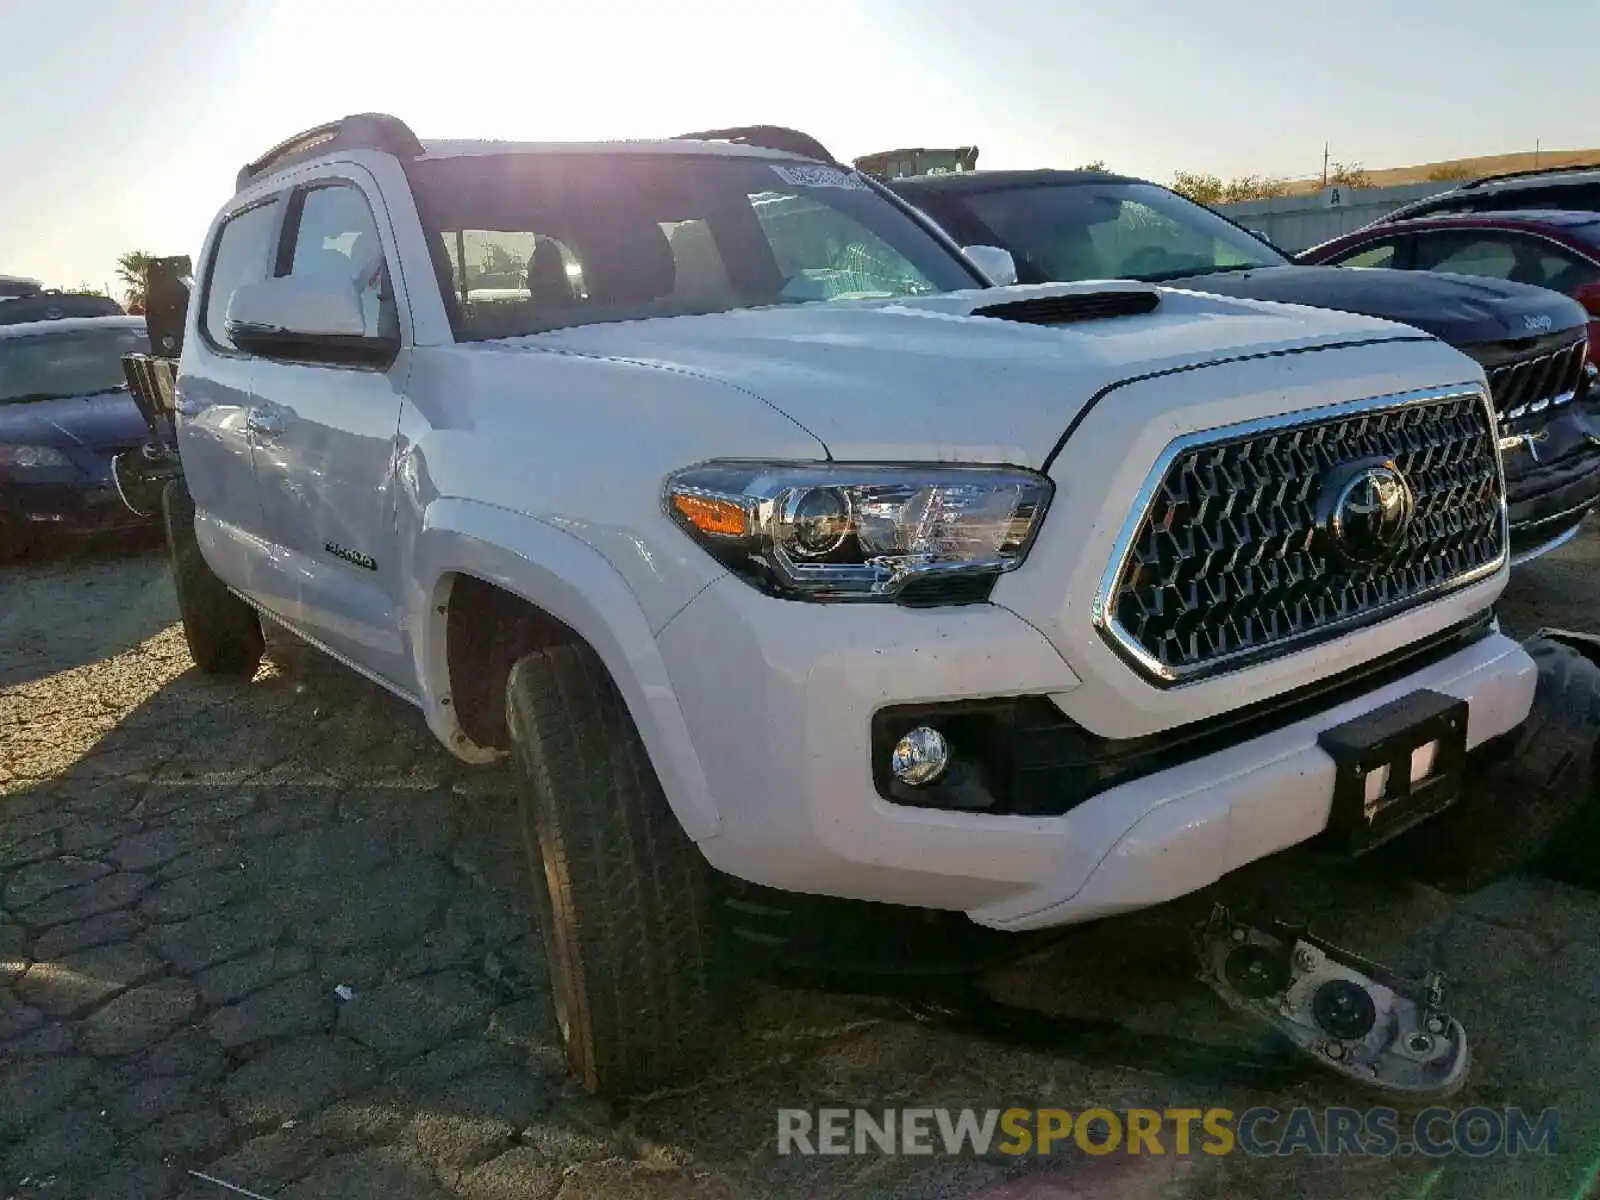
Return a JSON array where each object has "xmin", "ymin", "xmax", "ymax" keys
[
  {"xmin": 1460, "ymin": 161, "xmax": 1600, "ymax": 190},
  {"xmin": 235, "ymin": 112, "xmax": 425, "ymax": 193},
  {"xmin": 671, "ymin": 125, "xmax": 837, "ymax": 165}
]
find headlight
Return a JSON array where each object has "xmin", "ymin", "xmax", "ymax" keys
[
  {"xmin": 0, "ymin": 444, "xmax": 70, "ymax": 469},
  {"xmin": 663, "ymin": 460, "xmax": 1053, "ymax": 602}
]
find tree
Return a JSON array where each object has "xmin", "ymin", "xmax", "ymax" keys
[
  {"xmin": 1220, "ymin": 174, "xmax": 1292, "ymax": 203},
  {"xmin": 68, "ymin": 283, "xmax": 109, "ymax": 298},
  {"xmin": 115, "ymin": 250, "xmax": 155, "ymax": 311},
  {"xmin": 1425, "ymin": 163, "xmax": 1473, "ymax": 182},
  {"xmin": 1074, "ymin": 160, "xmax": 1108, "ymax": 173},
  {"xmin": 1327, "ymin": 161, "xmax": 1372, "ymax": 189},
  {"xmin": 1170, "ymin": 171, "xmax": 1224, "ymax": 205}
]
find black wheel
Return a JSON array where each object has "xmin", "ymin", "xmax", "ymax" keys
[
  {"xmin": 162, "ymin": 480, "xmax": 263, "ymax": 678},
  {"xmin": 1397, "ymin": 637, "xmax": 1600, "ymax": 894},
  {"xmin": 505, "ymin": 641, "xmax": 731, "ymax": 1099}
]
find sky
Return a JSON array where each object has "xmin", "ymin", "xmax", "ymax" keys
[{"xmin": 5, "ymin": 0, "xmax": 1600, "ymax": 292}]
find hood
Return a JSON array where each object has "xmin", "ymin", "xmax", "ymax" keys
[
  {"xmin": 1156, "ymin": 264, "xmax": 1587, "ymax": 346},
  {"xmin": 510, "ymin": 282, "xmax": 1439, "ymax": 462},
  {"xmin": 0, "ymin": 389, "xmax": 148, "ymax": 451}
]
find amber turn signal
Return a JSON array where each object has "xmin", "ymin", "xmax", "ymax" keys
[{"xmin": 671, "ymin": 492, "xmax": 749, "ymax": 538}]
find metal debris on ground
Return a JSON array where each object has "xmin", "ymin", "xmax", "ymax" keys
[{"xmin": 1195, "ymin": 903, "xmax": 1469, "ymax": 1097}]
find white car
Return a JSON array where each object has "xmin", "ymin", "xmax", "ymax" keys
[{"xmin": 160, "ymin": 114, "xmax": 1597, "ymax": 1099}]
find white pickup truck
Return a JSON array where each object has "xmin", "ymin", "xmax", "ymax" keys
[{"xmin": 149, "ymin": 114, "xmax": 1599, "ymax": 1099}]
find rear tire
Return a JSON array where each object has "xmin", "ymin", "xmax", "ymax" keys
[
  {"xmin": 1399, "ymin": 637, "xmax": 1600, "ymax": 894},
  {"xmin": 163, "ymin": 480, "xmax": 264, "ymax": 678},
  {"xmin": 505, "ymin": 642, "xmax": 730, "ymax": 1100}
]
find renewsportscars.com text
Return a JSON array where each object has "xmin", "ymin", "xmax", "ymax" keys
[{"xmin": 776, "ymin": 1106, "xmax": 1559, "ymax": 1159}]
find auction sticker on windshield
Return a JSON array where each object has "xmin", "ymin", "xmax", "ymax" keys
[{"xmin": 770, "ymin": 164, "xmax": 869, "ymax": 190}]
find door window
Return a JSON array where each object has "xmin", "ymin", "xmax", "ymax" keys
[
  {"xmin": 1412, "ymin": 233, "xmax": 1519, "ymax": 280},
  {"xmin": 1330, "ymin": 239, "xmax": 1401, "ymax": 269},
  {"xmin": 284, "ymin": 184, "xmax": 398, "ymax": 339},
  {"xmin": 202, "ymin": 200, "xmax": 282, "ymax": 351},
  {"xmin": 1412, "ymin": 230, "xmax": 1600, "ymax": 291}
]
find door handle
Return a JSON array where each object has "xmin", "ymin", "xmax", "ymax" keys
[{"xmin": 245, "ymin": 405, "xmax": 285, "ymax": 438}]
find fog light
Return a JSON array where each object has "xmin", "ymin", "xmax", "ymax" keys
[{"xmin": 891, "ymin": 726, "xmax": 950, "ymax": 786}]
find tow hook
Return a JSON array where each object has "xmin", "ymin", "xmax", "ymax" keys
[{"xmin": 1196, "ymin": 904, "xmax": 1468, "ymax": 1098}]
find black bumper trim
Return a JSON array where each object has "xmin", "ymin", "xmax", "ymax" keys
[{"xmin": 871, "ymin": 611, "xmax": 1498, "ymax": 817}]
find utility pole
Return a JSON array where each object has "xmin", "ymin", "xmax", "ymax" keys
[
  {"xmin": 1322, "ymin": 141, "xmax": 1330, "ymax": 189},
  {"xmin": 1535, "ymin": 138, "xmax": 1541, "ymax": 167}
]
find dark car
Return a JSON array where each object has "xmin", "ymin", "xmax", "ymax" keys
[
  {"xmin": 887, "ymin": 169, "xmax": 1600, "ymax": 562},
  {"xmin": 1299, "ymin": 209, "xmax": 1600, "ymax": 366},
  {"xmin": 0, "ymin": 316, "xmax": 155, "ymax": 557},
  {"xmin": 0, "ymin": 277, "xmax": 125, "ymax": 327},
  {"xmin": 1365, "ymin": 164, "xmax": 1600, "ymax": 226}
]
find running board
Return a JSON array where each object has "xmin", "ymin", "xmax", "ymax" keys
[{"xmin": 235, "ymin": 594, "xmax": 423, "ymax": 709}]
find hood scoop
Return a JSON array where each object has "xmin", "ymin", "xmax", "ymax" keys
[{"xmin": 973, "ymin": 287, "xmax": 1160, "ymax": 326}]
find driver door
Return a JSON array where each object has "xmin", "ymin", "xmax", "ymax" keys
[{"xmin": 244, "ymin": 170, "xmax": 416, "ymax": 695}]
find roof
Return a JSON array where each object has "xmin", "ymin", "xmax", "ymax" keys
[
  {"xmin": 415, "ymin": 137, "xmax": 817, "ymax": 163},
  {"xmin": 886, "ymin": 168, "xmax": 1145, "ymax": 192},
  {"xmin": 236, "ymin": 114, "xmax": 838, "ymax": 193},
  {"xmin": 1368, "ymin": 208, "xmax": 1600, "ymax": 231},
  {"xmin": 0, "ymin": 314, "xmax": 146, "ymax": 339},
  {"xmin": 1463, "ymin": 165, "xmax": 1600, "ymax": 190}
]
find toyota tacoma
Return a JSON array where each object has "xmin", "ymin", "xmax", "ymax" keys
[{"xmin": 140, "ymin": 114, "xmax": 1600, "ymax": 1099}]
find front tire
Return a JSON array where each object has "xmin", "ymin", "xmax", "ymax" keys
[
  {"xmin": 505, "ymin": 642, "xmax": 730, "ymax": 1100},
  {"xmin": 162, "ymin": 480, "xmax": 264, "ymax": 678},
  {"xmin": 1399, "ymin": 637, "xmax": 1600, "ymax": 894}
]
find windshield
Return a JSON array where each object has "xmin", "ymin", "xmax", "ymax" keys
[
  {"xmin": 0, "ymin": 325, "xmax": 148, "ymax": 404},
  {"xmin": 956, "ymin": 181, "xmax": 1288, "ymax": 284},
  {"xmin": 407, "ymin": 153, "xmax": 982, "ymax": 340}
]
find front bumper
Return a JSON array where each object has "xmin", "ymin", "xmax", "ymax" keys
[
  {"xmin": 1, "ymin": 465, "xmax": 158, "ymax": 538},
  {"xmin": 1502, "ymin": 421, "xmax": 1600, "ymax": 561},
  {"xmin": 658, "ymin": 574, "xmax": 1537, "ymax": 932},
  {"xmin": 1496, "ymin": 377, "xmax": 1600, "ymax": 561}
]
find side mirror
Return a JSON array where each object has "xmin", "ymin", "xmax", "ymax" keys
[
  {"xmin": 224, "ymin": 276, "xmax": 397, "ymax": 366},
  {"xmin": 961, "ymin": 245, "xmax": 1018, "ymax": 287}
]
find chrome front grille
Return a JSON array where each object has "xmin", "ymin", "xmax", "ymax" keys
[
  {"xmin": 1095, "ymin": 387, "xmax": 1506, "ymax": 684},
  {"xmin": 1468, "ymin": 332, "xmax": 1588, "ymax": 423}
]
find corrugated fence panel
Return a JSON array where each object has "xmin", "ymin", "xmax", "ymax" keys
[{"xmin": 1214, "ymin": 183, "xmax": 1457, "ymax": 254}]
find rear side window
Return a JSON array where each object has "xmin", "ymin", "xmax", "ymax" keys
[{"xmin": 202, "ymin": 200, "xmax": 281, "ymax": 350}]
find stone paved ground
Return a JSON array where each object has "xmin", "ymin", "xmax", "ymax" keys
[{"xmin": 3, "ymin": 534, "xmax": 1600, "ymax": 1199}]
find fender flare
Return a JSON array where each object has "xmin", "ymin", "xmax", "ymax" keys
[{"xmin": 408, "ymin": 497, "xmax": 721, "ymax": 842}]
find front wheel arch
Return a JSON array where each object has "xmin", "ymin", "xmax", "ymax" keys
[{"xmin": 410, "ymin": 501, "xmax": 723, "ymax": 842}]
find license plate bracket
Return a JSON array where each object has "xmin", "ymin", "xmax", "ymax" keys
[{"xmin": 1317, "ymin": 689, "xmax": 1469, "ymax": 856}]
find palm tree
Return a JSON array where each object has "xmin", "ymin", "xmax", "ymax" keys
[{"xmin": 115, "ymin": 251, "xmax": 155, "ymax": 312}]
